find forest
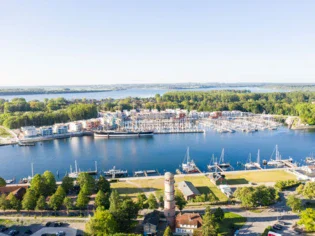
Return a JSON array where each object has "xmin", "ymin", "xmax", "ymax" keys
[{"xmin": 1, "ymin": 90, "xmax": 315, "ymax": 129}]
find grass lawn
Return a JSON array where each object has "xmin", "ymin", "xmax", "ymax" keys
[
  {"xmin": 0, "ymin": 219, "xmax": 15, "ymax": 226},
  {"xmin": 218, "ymin": 212, "xmax": 247, "ymax": 235},
  {"xmin": 224, "ymin": 170, "xmax": 297, "ymax": 185},
  {"xmin": 0, "ymin": 127, "xmax": 12, "ymax": 138},
  {"xmin": 111, "ymin": 175, "xmax": 228, "ymax": 202}
]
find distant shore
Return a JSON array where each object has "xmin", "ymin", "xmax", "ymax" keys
[{"xmin": 0, "ymin": 89, "xmax": 118, "ymax": 96}]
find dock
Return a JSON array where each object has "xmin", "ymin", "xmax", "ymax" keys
[{"xmin": 281, "ymin": 159, "xmax": 297, "ymax": 168}]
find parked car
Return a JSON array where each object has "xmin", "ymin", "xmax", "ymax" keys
[
  {"xmin": 56, "ymin": 231, "xmax": 66, "ymax": 236},
  {"xmin": 273, "ymin": 224, "xmax": 282, "ymax": 230},
  {"xmin": 45, "ymin": 222, "xmax": 52, "ymax": 227},
  {"xmin": 0, "ymin": 227, "xmax": 8, "ymax": 232},
  {"xmin": 8, "ymin": 230, "xmax": 19, "ymax": 235},
  {"xmin": 24, "ymin": 229, "xmax": 32, "ymax": 234}
]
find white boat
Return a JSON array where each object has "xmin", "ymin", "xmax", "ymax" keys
[
  {"xmin": 68, "ymin": 160, "xmax": 79, "ymax": 178},
  {"xmin": 207, "ymin": 154, "xmax": 217, "ymax": 170},
  {"xmin": 306, "ymin": 153, "xmax": 315, "ymax": 164},
  {"xmin": 104, "ymin": 166, "xmax": 128, "ymax": 177},
  {"xmin": 245, "ymin": 153, "xmax": 256, "ymax": 169},
  {"xmin": 267, "ymin": 145, "xmax": 284, "ymax": 167},
  {"xmin": 218, "ymin": 148, "xmax": 230, "ymax": 169},
  {"xmin": 182, "ymin": 147, "xmax": 199, "ymax": 173}
]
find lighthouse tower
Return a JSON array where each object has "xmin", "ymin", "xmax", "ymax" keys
[{"xmin": 164, "ymin": 172, "xmax": 175, "ymax": 227}]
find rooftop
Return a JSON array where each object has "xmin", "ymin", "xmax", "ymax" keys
[{"xmin": 177, "ymin": 181, "xmax": 200, "ymax": 197}]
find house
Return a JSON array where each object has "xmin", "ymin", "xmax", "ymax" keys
[
  {"xmin": 175, "ymin": 213, "xmax": 202, "ymax": 235},
  {"xmin": 40, "ymin": 126, "xmax": 53, "ymax": 136},
  {"xmin": 177, "ymin": 181, "xmax": 200, "ymax": 201},
  {"xmin": 143, "ymin": 210, "xmax": 160, "ymax": 236},
  {"xmin": 0, "ymin": 186, "xmax": 28, "ymax": 200},
  {"xmin": 21, "ymin": 126, "xmax": 37, "ymax": 137},
  {"xmin": 209, "ymin": 172, "xmax": 226, "ymax": 185}
]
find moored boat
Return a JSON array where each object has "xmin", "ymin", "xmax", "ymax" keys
[{"xmin": 94, "ymin": 130, "xmax": 154, "ymax": 138}]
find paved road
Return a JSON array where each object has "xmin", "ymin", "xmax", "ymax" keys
[{"xmin": 0, "ymin": 216, "xmax": 88, "ymax": 221}]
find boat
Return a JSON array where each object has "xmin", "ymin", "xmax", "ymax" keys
[
  {"xmin": 182, "ymin": 147, "xmax": 199, "ymax": 173},
  {"xmin": 267, "ymin": 145, "xmax": 284, "ymax": 167},
  {"xmin": 245, "ymin": 153, "xmax": 256, "ymax": 169},
  {"xmin": 5, "ymin": 177, "xmax": 15, "ymax": 184},
  {"xmin": 94, "ymin": 130, "xmax": 154, "ymax": 138},
  {"xmin": 104, "ymin": 166, "xmax": 128, "ymax": 178},
  {"xmin": 134, "ymin": 170, "xmax": 144, "ymax": 176},
  {"xmin": 68, "ymin": 160, "xmax": 79, "ymax": 178},
  {"xmin": 207, "ymin": 154, "xmax": 217, "ymax": 170},
  {"xmin": 218, "ymin": 148, "xmax": 231, "ymax": 169},
  {"xmin": 20, "ymin": 163, "xmax": 34, "ymax": 183},
  {"xmin": 306, "ymin": 153, "xmax": 315, "ymax": 164}
]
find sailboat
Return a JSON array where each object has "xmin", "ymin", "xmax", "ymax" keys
[
  {"xmin": 218, "ymin": 148, "xmax": 230, "ymax": 169},
  {"xmin": 245, "ymin": 153, "xmax": 256, "ymax": 169},
  {"xmin": 21, "ymin": 163, "xmax": 34, "ymax": 183},
  {"xmin": 267, "ymin": 145, "xmax": 284, "ymax": 167},
  {"xmin": 182, "ymin": 147, "xmax": 198, "ymax": 173},
  {"xmin": 306, "ymin": 153, "xmax": 315, "ymax": 164},
  {"xmin": 68, "ymin": 160, "xmax": 79, "ymax": 178},
  {"xmin": 207, "ymin": 154, "xmax": 217, "ymax": 170}
]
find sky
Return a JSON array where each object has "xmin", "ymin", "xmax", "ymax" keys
[{"xmin": 0, "ymin": 0, "xmax": 315, "ymax": 86}]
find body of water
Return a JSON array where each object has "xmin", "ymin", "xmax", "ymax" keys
[
  {"xmin": 0, "ymin": 87, "xmax": 287, "ymax": 101},
  {"xmin": 0, "ymin": 127, "xmax": 313, "ymax": 180}
]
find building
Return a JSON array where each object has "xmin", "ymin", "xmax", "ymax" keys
[
  {"xmin": 81, "ymin": 119, "xmax": 101, "ymax": 130},
  {"xmin": 69, "ymin": 122, "xmax": 82, "ymax": 132},
  {"xmin": 53, "ymin": 124, "xmax": 68, "ymax": 134},
  {"xmin": 164, "ymin": 172, "xmax": 176, "ymax": 228},
  {"xmin": 143, "ymin": 210, "xmax": 160, "ymax": 236},
  {"xmin": 175, "ymin": 213, "xmax": 202, "ymax": 235},
  {"xmin": 40, "ymin": 126, "xmax": 53, "ymax": 136},
  {"xmin": 303, "ymin": 165, "xmax": 315, "ymax": 174},
  {"xmin": 0, "ymin": 186, "xmax": 28, "ymax": 200},
  {"xmin": 177, "ymin": 181, "xmax": 201, "ymax": 201},
  {"xmin": 21, "ymin": 126, "xmax": 37, "ymax": 137}
]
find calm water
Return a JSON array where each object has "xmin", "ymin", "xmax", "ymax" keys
[
  {"xmin": 0, "ymin": 127, "xmax": 313, "ymax": 180},
  {"xmin": 0, "ymin": 87, "xmax": 286, "ymax": 101}
]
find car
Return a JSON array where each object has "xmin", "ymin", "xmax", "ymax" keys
[
  {"xmin": 275, "ymin": 224, "xmax": 283, "ymax": 229},
  {"xmin": 24, "ymin": 229, "xmax": 32, "ymax": 234},
  {"xmin": 0, "ymin": 227, "xmax": 8, "ymax": 232},
  {"xmin": 45, "ymin": 222, "xmax": 52, "ymax": 227},
  {"xmin": 8, "ymin": 230, "xmax": 19, "ymax": 235},
  {"xmin": 56, "ymin": 231, "xmax": 66, "ymax": 236},
  {"xmin": 272, "ymin": 224, "xmax": 282, "ymax": 231},
  {"xmin": 277, "ymin": 220, "xmax": 286, "ymax": 226}
]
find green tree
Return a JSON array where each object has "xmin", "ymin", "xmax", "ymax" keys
[
  {"xmin": 117, "ymin": 198, "xmax": 139, "ymax": 232},
  {"xmin": 286, "ymin": 195, "xmax": 302, "ymax": 212},
  {"xmin": 77, "ymin": 173, "xmax": 95, "ymax": 195},
  {"xmin": 42, "ymin": 171, "xmax": 57, "ymax": 196},
  {"xmin": 147, "ymin": 194, "xmax": 158, "ymax": 210},
  {"xmin": 298, "ymin": 208, "xmax": 315, "ymax": 232},
  {"xmin": 36, "ymin": 195, "xmax": 47, "ymax": 211},
  {"xmin": 214, "ymin": 207, "xmax": 225, "ymax": 222},
  {"xmin": 95, "ymin": 190, "xmax": 110, "ymax": 209},
  {"xmin": 22, "ymin": 189, "xmax": 37, "ymax": 211},
  {"xmin": 61, "ymin": 176, "xmax": 74, "ymax": 194},
  {"xmin": 49, "ymin": 186, "xmax": 66, "ymax": 211},
  {"xmin": 30, "ymin": 174, "xmax": 46, "ymax": 197},
  {"xmin": 137, "ymin": 193, "xmax": 148, "ymax": 210},
  {"xmin": 296, "ymin": 184, "xmax": 304, "ymax": 195},
  {"xmin": 163, "ymin": 226, "xmax": 173, "ymax": 236},
  {"xmin": 63, "ymin": 197, "xmax": 73, "ymax": 215},
  {"xmin": 175, "ymin": 191, "xmax": 187, "ymax": 211},
  {"xmin": 85, "ymin": 208, "xmax": 118, "ymax": 235},
  {"xmin": 109, "ymin": 190, "xmax": 121, "ymax": 213},
  {"xmin": 202, "ymin": 207, "xmax": 218, "ymax": 236},
  {"xmin": 0, "ymin": 177, "xmax": 6, "ymax": 187},
  {"xmin": 302, "ymin": 182, "xmax": 315, "ymax": 199},
  {"xmin": 76, "ymin": 190, "xmax": 89, "ymax": 210},
  {"xmin": 97, "ymin": 175, "xmax": 110, "ymax": 193},
  {"xmin": 0, "ymin": 194, "xmax": 10, "ymax": 212},
  {"xmin": 7, "ymin": 193, "xmax": 21, "ymax": 212}
]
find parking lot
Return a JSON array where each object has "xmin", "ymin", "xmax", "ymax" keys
[{"xmin": 32, "ymin": 227, "xmax": 77, "ymax": 236}]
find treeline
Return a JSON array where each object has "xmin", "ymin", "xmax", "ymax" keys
[{"xmin": 0, "ymin": 98, "xmax": 97, "ymax": 129}]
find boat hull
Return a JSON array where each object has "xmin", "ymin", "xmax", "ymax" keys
[{"xmin": 94, "ymin": 131, "xmax": 154, "ymax": 138}]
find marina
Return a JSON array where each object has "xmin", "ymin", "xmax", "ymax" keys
[{"xmin": 0, "ymin": 127, "xmax": 315, "ymax": 181}]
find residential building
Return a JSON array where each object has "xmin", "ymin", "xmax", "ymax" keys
[
  {"xmin": 0, "ymin": 186, "xmax": 28, "ymax": 200},
  {"xmin": 143, "ymin": 210, "xmax": 160, "ymax": 236},
  {"xmin": 69, "ymin": 122, "xmax": 82, "ymax": 132},
  {"xmin": 53, "ymin": 124, "xmax": 68, "ymax": 134},
  {"xmin": 175, "ymin": 213, "xmax": 202, "ymax": 235},
  {"xmin": 40, "ymin": 126, "xmax": 53, "ymax": 136},
  {"xmin": 177, "ymin": 181, "xmax": 201, "ymax": 201},
  {"xmin": 21, "ymin": 126, "xmax": 37, "ymax": 137}
]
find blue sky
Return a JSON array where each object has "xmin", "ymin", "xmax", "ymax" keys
[{"xmin": 1, "ymin": 0, "xmax": 315, "ymax": 86}]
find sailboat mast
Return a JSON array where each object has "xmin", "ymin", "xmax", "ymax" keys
[
  {"xmin": 31, "ymin": 163, "xmax": 34, "ymax": 178},
  {"xmin": 221, "ymin": 148, "xmax": 225, "ymax": 163},
  {"xmin": 75, "ymin": 160, "xmax": 78, "ymax": 173},
  {"xmin": 187, "ymin": 147, "xmax": 190, "ymax": 163},
  {"xmin": 257, "ymin": 149, "xmax": 260, "ymax": 164},
  {"xmin": 95, "ymin": 161, "xmax": 98, "ymax": 172}
]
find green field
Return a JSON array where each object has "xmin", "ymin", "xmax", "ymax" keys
[
  {"xmin": 111, "ymin": 175, "xmax": 228, "ymax": 202},
  {"xmin": 224, "ymin": 170, "xmax": 297, "ymax": 185},
  {"xmin": 218, "ymin": 212, "xmax": 247, "ymax": 235},
  {"xmin": 0, "ymin": 127, "xmax": 12, "ymax": 138}
]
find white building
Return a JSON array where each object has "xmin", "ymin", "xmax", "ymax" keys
[
  {"xmin": 219, "ymin": 185, "xmax": 233, "ymax": 198},
  {"xmin": 175, "ymin": 213, "xmax": 202, "ymax": 235},
  {"xmin": 21, "ymin": 126, "xmax": 37, "ymax": 137},
  {"xmin": 69, "ymin": 122, "xmax": 82, "ymax": 132}
]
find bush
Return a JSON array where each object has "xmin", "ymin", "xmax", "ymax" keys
[{"xmin": 275, "ymin": 180, "xmax": 301, "ymax": 191}]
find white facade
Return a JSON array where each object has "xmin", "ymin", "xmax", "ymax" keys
[
  {"xmin": 21, "ymin": 126, "xmax": 37, "ymax": 137},
  {"xmin": 69, "ymin": 122, "xmax": 82, "ymax": 132}
]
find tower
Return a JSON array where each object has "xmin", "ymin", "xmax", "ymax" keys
[{"xmin": 164, "ymin": 172, "xmax": 175, "ymax": 227}]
